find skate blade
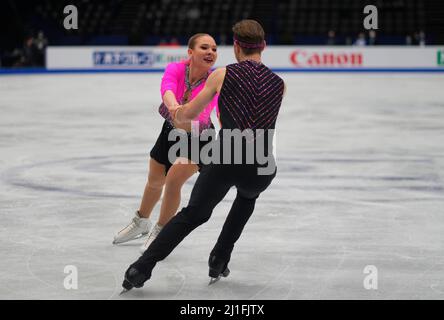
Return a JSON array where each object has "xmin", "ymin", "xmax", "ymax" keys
[
  {"xmin": 208, "ymin": 276, "xmax": 221, "ymax": 285},
  {"xmin": 113, "ymin": 233, "xmax": 148, "ymax": 245},
  {"xmin": 119, "ymin": 288, "xmax": 130, "ymax": 295}
]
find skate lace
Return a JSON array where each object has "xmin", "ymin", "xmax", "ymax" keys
[
  {"xmin": 118, "ymin": 217, "xmax": 138, "ymax": 234},
  {"xmin": 143, "ymin": 225, "xmax": 162, "ymax": 245}
]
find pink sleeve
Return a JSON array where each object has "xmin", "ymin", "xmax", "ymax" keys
[{"xmin": 160, "ymin": 63, "xmax": 180, "ymax": 97}]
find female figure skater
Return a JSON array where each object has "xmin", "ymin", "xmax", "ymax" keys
[
  {"xmin": 120, "ymin": 20, "xmax": 286, "ymax": 292},
  {"xmin": 113, "ymin": 34, "xmax": 218, "ymax": 254}
]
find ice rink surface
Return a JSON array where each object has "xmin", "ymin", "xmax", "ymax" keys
[{"xmin": 1, "ymin": 72, "xmax": 444, "ymax": 300}]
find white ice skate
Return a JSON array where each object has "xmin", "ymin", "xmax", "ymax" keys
[
  {"xmin": 113, "ymin": 211, "xmax": 152, "ymax": 245},
  {"xmin": 139, "ymin": 223, "xmax": 163, "ymax": 254}
]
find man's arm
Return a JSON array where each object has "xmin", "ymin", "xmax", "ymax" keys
[{"xmin": 173, "ymin": 68, "xmax": 225, "ymax": 123}]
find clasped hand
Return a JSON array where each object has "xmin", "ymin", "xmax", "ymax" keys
[{"xmin": 167, "ymin": 104, "xmax": 184, "ymax": 123}]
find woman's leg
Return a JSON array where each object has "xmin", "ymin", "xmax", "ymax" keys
[
  {"xmin": 113, "ymin": 158, "xmax": 167, "ymax": 244},
  {"xmin": 139, "ymin": 158, "xmax": 199, "ymax": 253},
  {"xmin": 157, "ymin": 157, "xmax": 198, "ymax": 226},
  {"xmin": 138, "ymin": 158, "xmax": 167, "ymax": 218}
]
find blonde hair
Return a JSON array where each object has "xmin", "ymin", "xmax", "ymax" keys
[{"xmin": 188, "ymin": 33, "xmax": 212, "ymax": 49}]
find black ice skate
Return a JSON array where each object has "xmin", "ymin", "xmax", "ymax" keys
[
  {"xmin": 119, "ymin": 265, "xmax": 149, "ymax": 295},
  {"xmin": 208, "ymin": 255, "xmax": 230, "ymax": 285}
]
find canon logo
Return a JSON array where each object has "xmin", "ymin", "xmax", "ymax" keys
[{"xmin": 290, "ymin": 51, "xmax": 363, "ymax": 67}]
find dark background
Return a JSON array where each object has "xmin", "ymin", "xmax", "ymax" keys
[{"xmin": 1, "ymin": 0, "xmax": 443, "ymax": 67}]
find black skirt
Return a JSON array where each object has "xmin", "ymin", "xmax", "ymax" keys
[{"xmin": 150, "ymin": 120, "xmax": 215, "ymax": 175}]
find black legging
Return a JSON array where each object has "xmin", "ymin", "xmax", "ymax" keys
[{"xmin": 133, "ymin": 163, "xmax": 277, "ymax": 277}]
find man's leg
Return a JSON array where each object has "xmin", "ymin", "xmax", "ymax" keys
[
  {"xmin": 129, "ymin": 165, "xmax": 233, "ymax": 280},
  {"xmin": 209, "ymin": 192, "xmax": 257, "ymax": 263},
  {"xmin": 210, "ymin": 167, "xmax": 277, "ymax": 263}
]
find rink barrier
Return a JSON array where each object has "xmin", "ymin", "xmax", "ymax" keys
[
  {"xmin": 1, "ymin": 67, "xmax": 444, "ymax": 75},
  {"xmin": 42, "ymin": 46, "xmax": 444, "ymax": 71}
]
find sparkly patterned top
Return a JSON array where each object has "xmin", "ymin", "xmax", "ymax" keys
[
  {"xmin": 159, "ymin": 61, "xmax": 218, "ymax": 129},
  {"xmin": 218, "ymin": 60, "xmax": 284, "ymax": 132},
  {"xmin": 216, "ymin": 60, "xmax": 284, "ymax": 165}
]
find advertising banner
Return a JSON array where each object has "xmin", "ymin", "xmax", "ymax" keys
[{"xmin": 46, "ymin": 46, "xmax": 444, "ymax": 71}]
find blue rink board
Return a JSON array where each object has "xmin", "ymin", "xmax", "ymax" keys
[{"xmin": 1, "ymin": 67, "xmax": 444, "ymax": 75}]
